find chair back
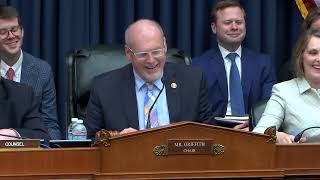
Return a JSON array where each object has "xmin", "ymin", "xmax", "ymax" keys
[
  {"xmin": 66, "ymin": 44, "xmax": 191, "ymax": 123},
  {"xmin": 278, "ymin": 60, "xmax": 294, "ymax": 82},
  {"xmin": 249, "ymin": 99, "xmax": 268, "ymax": 131}
]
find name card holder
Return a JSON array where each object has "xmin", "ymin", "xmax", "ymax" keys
[
  {"xmin": 153, "ymin": 139, "xmax": 225, "ymax": 156},
  {"xmin": 0, "ymin": 139, "xmax": 41, "ymax": 150}
]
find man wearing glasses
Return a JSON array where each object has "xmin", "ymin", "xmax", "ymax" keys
[
  {"xmin": 0, "ymin": 5, "xmax": 60, "ymax": 139},
  {"xmin": 85, "ymin": 19, "xmax": 215, "ymax": 139}
]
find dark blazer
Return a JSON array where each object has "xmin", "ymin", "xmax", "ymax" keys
[
  {"xmin": 0, "ymin": 78, "xmax": 49, "ymax": 141},
  {"xmin": 21, "ymin": 52, "xmax": 60, "ymax": 139},
  {"xmin": 85, "ymin": 62, "xmax": 215, "ymax": 139},
  {"xmin": 192, "ymin": 47, "xmax": 277, "ymax": 117}
]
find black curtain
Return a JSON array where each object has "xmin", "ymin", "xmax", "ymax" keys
[{"xmin": 0, "ymin": 0, "xmax": 303, "ymax": 137}]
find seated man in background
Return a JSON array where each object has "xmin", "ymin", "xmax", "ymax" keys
[
  {"xmin": 85, "ymin": 19, "xmax": 216, "ymax": 139},
  {"xmin": 192, "ymin": 0, "xmax": 276, "ymax": 129},
  {"xmin": 0, "ymin": 5, "xmax": 60, "ymax": 139},
  {"xmin": 253, "ymin": 29, "xmax": 320, "ymax": 143},
  {"xmin": 0, "ymin": 75, "xmax": 49, "ymax": 141}
]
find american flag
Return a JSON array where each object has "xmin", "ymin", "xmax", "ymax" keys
[{"xmin": 296, "ymin": 0, "xmax": 320, "ymax": 18}]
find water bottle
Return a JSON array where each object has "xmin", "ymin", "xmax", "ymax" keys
[
  {"xmin": 67, "ymin": 118, "xmax": 78, "ymax": 140},
  {"xmin": 72, "ymin": 119, "xmax": 87, "ymax": 140}
]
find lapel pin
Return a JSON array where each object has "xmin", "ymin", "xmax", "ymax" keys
[{"xmin": 171, "ymin": 82, "xmax": 177, "ymax": 89}]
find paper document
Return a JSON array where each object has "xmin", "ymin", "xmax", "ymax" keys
[{"xmin": 215, "ymin": 115, "xmax": 249, "ymax": 124}]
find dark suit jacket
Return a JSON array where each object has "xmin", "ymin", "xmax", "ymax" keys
[
  {"xmin": 192, "ymin": 47, "xmax": 276, "ymax": 117},
  {"xmin": 21, "ymin": 52, "xmax": 60, "ymax": 139},
  {"xmin": 85, "ymin": 62, "xmax": 215, "ymax": 139},
  {"xmin": 0, "ymin": 78, "xmax": 49, "ymax": 141}
]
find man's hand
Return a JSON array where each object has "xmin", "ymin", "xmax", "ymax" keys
[
  {"xmin": 233, "ymin": 121, "xmax": 249, "ymax": 132},
  {"xmin": 120, "ymin": 127, "xmax": 138, "ymax": 134},
  {"xmin": 276, "ymin": 131, "xmax": 306, "ymax": 144},
  {"xmin": 0, "ymin": 129, "xmax": 19, "ymax": 140}
]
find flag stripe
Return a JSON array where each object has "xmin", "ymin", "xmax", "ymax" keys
[
  {"xmin": 296, "ymin": 0, "xmax": 310, "ymax": 18},
  {"xmin": 314, "ymin": 0, "xmax": 320, "ymax": 7},
  {"xmin": 303, "ymin": 0, "xmax": 317, "ymax": 10},
  {"xmin": 296, "ymin": 0, "xmax": 318, "ymax": 19}
]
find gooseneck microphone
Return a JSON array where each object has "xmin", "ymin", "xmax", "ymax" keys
[
  {"xmin": 146, "ymin": 77, "xmax": 165, "ymax": 129},
  {"xmin": 294, "ymin": 126, "xmax": 320, "ymax": 142}
]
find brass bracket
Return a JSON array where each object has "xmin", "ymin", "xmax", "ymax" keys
[
  {"xmin": 211, "ymin": 144, "xmax": 224, "ymax": 155},
  {"xmin": 264, "ymin": 126, "xmax": 277, "ymax": 144}
]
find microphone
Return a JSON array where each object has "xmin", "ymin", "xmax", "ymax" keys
[
  {"xmin": 294, "ymin": 126, "xmax": 320, "ymax": 142},
  {"xmin": 146, "ymin": 77, "xmax": 165, "ymax": 129}
]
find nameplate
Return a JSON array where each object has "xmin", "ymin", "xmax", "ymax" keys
[
  {"xmin": 167, "ymin": 139, "xmax": 213, "ymax": 155},
  {"xmin": 0, "ymin": 139, "xmax": 40, "ymax": 148},
  {"xmin": 153, "ymin": 139, "xmax": 225, "ymax": 156}
]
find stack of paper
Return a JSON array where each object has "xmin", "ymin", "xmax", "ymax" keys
[{"xmin": 215, "ymin": 115, "xmax": 249, "ymax": 125}]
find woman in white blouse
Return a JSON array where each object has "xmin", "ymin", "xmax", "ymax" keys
[{"xmin": 253, "ymin": 28, "xmax": 320, "ymax": 144}]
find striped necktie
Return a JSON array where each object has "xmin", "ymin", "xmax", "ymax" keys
[{"xmin": 144, "ymin": 83, "xmax": 159, "ymax": 128}]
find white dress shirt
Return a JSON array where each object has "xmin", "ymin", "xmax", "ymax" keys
[{"xmin": 0, "ymin": 49, "xmax": 23, "ymax": 82}]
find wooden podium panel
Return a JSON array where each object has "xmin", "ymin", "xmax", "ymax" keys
[
  {"xmin": 99, "ymin": 121, "xmax": 281, "ymax": 179},
  {"xmin": 276, "ymin": 144, "xmax": 320, "ymax": 177},
  {"xmin": 1, "ymin": 122, "xmax": 320, "ymax": 179},
  {"xmin": 0, "ymin": 147, "xmax": 99, "ymax": 179}
]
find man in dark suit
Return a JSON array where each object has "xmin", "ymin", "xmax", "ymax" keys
[
  {"xmin": 0, "ymin": 5, "xmax": 60, "ymax": 139},
  {"xmin": 0, "ymin": 76, "xmax": 49, "ymax": 141},
  {"xmin": 85, "ymin": 19, "xmax": 215, "ymax": 139},
  {"xmin": 192, "ymin": 0, "xmax": 276, "ymax": 129}
]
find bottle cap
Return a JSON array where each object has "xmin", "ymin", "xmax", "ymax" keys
[{"xmin": 71, "ymin": 118, "xmax": 78, "ymax": 122}]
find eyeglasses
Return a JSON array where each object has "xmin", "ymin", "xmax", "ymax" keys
[
  {"xmin": 127, "ymin": 46, "xmax": 165, "ymax": 60},
  {"xmin": 0, "ymin": 25, "xmax": 22, "ymax": 39}
]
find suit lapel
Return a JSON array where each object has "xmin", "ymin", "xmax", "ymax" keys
[
  {"xmin": 0, "ymin": 80, "xmax": 11, "ymax": 127},
  {"xmin": 123, "ymin": 65, "xmax": 139, "ymax": 129},
  {"xmin": 241, "ymin": 49, "xmax": 253, "ymax": 108},
  {"xmin": 212, "ymin": 50, "xmax": 228, "ymax": 101},
  {"xmin": 163, "ymin": 64, "xmax": 180, "ymax": 123},
  {"xmin": 20, "ymin": 52, "xmax": 36, "ymax": 85}
]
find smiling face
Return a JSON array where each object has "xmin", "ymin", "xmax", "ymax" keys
[
  {"xmin": 211, "ymin": 6, "xmax": 246, "ymax": 51},
  {"xmin": 0, "ymin": 17, "xmax": 23, "ymax": 64},
  {"xmin": 125, "ymin": 21, "xmax": 167, "ymax": 83},
  {"xmin": 302, "ymin": 36, "xmax": 320, "ymax": 88}
]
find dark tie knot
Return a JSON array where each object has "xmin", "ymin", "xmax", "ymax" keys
[{"xmin": 227, "ymin": 53, "xmax": 238, "ymax": 62}]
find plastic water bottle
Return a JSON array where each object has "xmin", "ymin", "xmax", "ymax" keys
[
  {"xmin": 72, "ymin": 119, "xmax": 87, "ymax": 140},
  {"xmin": 67, "ymin": 118, "xmax": 78, "ymax": 140}
]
